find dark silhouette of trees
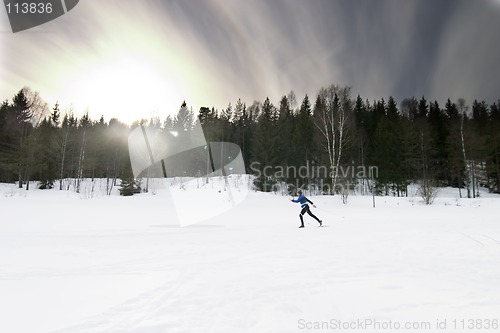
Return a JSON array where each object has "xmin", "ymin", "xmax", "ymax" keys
[{"xmin": 1, "ymin": 85, "xmax": 498, "ymax": 196}]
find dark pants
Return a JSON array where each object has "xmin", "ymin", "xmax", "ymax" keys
[{"xmin": 300, "ymin": 205, "xmax": 321, "ymax": 226}]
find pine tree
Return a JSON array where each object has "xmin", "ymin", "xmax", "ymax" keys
[
  {"xmin": 199, "ymin": 106, "xmax": 220, "ymax": 142},
  {"xmin": 34, "ymin": 117, "xmax": 58, "ymax": 189},
  {"xmin": 106, "ymin": 118, "xmax": 130, "ymax": 194},
  {"xmin": 11, "ymin": 89, "xmax": 32, "ymax": 188},
  {"xmin": 252, "ymin": 97, "xmax": 278, "ymax": 191},
  {"xmin": 57, "ymin": 113, "xmax": 77, "ymax": 190},
  {"xmin": 400, "ymin": 97, "xmax": 419, "ymax": 120},
  {"xmin": 428, "ymin": 101, "xmax": 448, "ymax": 183},
  {"xmin": 219, "ymin": 103, "xmax": 233, "ymax": 145},
  {"xmin": 0, "ymin": 101, "xmax": 14, "ymax": 182},
  {"xmin": 444, "ymin": 99, "xmax": 464, "ymax": 191},
  {"xmin": 276, "ymin": 95, "xmax": 294, "ymax": 176},
  {"xmin": 232, "ymin": 99, "xmax": 252, "ymax": 165},
  {"xmin": 51, "ymin": 103, "xmax": 60, "ymax": 126},
  {"xmin": 118, "ymin": 176, "xmax": 141, "ymax": 196},
  {"xmin": 470, "ymin": 100, "xmax": 490, "ymax": 195},
  {"xmin": 352, "ymin": 96, "xmax": 371, "ymax": 194},
  {"xmin": 410, "ymin": 97, "xmax": 435, "ymax": 190},
  {"xmin": 174, "ymin": 101, "xmax": 194, "ymax": 133},
  {"xmin": 488, "ymin": 101, "xmax": 500, "ymax": 192},
  {"xmin": 295, "ymin": 95, "xmax": 315, "ymax": 165},
  {"xmin": 372, "ymin": 97, "xmax": 407, "ymax": 196}
]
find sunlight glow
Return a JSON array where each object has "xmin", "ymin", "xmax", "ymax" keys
[
  {"xmin": 65, "ymin": 56, "xmax": 185, "ymax": 124},
  {"xmin": 31, "ymin": 1, "xmax": 218, "ymax": 125}
]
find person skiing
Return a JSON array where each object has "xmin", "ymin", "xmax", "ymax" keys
[{"xmin": 291, "ymin": 190, "xmax": 322, "ymax": 228}]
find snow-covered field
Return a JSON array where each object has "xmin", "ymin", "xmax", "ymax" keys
[{"xmin": 1, "ymin": 179, "xmax": 499, "ymax": 333}]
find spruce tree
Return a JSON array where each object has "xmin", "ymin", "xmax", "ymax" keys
[
  {"xmin": 11, "ymin": 89, "xmax": 33, "ymax": 188},
  {"xmin": 372, "ymin": 97, "xmax": 406, "ymax": 196},
  {"xmin": 428, "ymin": 101, "xmax": 448, "ymax": 183},
  {"xmin": 34, "ymin": 117, "xmax": 58, "ymax": 189},
  {"xmin": 232, "ymin": 99, "xmax": 252, "ymax": 166},
  {"xmin": 276, "ymin": 95, "xmax": 294, "ymax": 177},
  {"xmin": 119, "ymin": 177, "xmax": 141, "ymax": 196},
  {"xmin": 488, "ymin": 102, "xmax": 500, "ymax": 192},
  {"xmin": 252, "ymin": 97, "xmax": 278, "ymax": 191},
  {"xmin": 295, "ymin": 95, "xmax": 315, "ymax": 165}
]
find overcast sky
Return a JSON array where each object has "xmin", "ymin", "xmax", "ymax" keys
[{"xmin": 1, "ymin": 0, "xmax": 500, "ymax": 124}]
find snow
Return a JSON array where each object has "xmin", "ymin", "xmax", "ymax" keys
[{"xmin": 1, "ymin": 179, "xmax": 499, "ymax": 333}]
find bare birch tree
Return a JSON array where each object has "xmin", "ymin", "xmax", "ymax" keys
[
  {"xmin": 457, "ymin": 98, "xmax": 471, "ymax": 198},
  {"xmin": 58, "ymin": 112, "xmax": 76, "ymax": 190},
  {"xmin": 314, "ymin": 84, "xmax": 352, "ymax": 192},
  {"xmin": 76, "ymin": 113, "xmax": 90, "ymax": 193}
]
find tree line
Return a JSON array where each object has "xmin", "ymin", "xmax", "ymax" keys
[
  {"xmin": 1, "ymin": 85, "xmax": 499, "ymax": 197},
  {"xmin": 0, "ymin": 88, "xmax": 131, "ymax": 193},
  {"xmin": 198, "ymin": 85, "xmax": 500, "ymax": 198}
]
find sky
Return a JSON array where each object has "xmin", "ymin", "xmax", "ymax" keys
[{"xmin": 1, "ymin": 0, "xmax": 500, "ymax": 125}]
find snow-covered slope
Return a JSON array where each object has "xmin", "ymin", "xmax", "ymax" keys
[{"xmin": 1, "ymin": 180, "xmax": 499, "ymax": 333}]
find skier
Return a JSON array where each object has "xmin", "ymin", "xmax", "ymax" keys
[{"xmin": 291, "ymin": 190, "xmax": 322, "ymax": 228}]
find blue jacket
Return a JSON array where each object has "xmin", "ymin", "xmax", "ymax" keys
[{"xmin": 292, "ymin": 194, "xmax": 313, "ymax": 208}]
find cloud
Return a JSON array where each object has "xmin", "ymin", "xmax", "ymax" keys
[
  {"xmin": 1, "ymin": 0, "xmax": 499, "ymax": 123},
  {"xmin": 430, "ymin": 0, "xmax": 500, "ymax": 104}
]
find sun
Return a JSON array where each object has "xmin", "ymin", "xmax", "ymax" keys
[
  {"xmin": 64, "ymin": 56, "xmax": 187, "ymax": 124},
  {"xmin": 42, "ymin": 2, "xmax": 221, "ymax": 125}
]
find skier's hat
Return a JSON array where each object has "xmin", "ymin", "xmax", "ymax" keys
[{"xmin": 298, "ymin": 190, "xmax": 302, "ymax": 194}]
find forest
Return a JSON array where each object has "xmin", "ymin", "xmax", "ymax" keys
[{"xmin": 1, "ymin": 85, "xmax": 499, "ymax": 198}]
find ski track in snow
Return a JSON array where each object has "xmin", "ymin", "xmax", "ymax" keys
[{"xmin": 1, "ymin": 182, "xmax": 500, "ymax": 333}]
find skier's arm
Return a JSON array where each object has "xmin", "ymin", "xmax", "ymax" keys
[{"xmin": 306, "ymin": 197, "xmax": 317, "ymax": 208}]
